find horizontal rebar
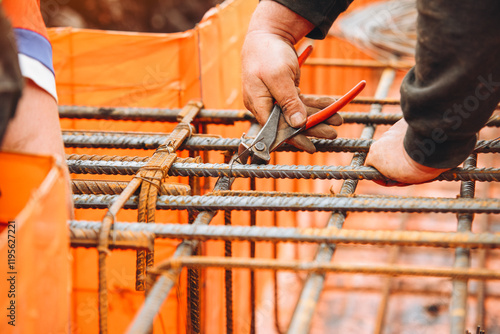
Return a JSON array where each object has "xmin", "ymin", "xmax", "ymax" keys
[
  {"xmin": 62, "ymin": 131, "xmax": 500, "ymax": 153},
  {"xmin": 66, "ymin": 158, "xmax": 500, "ymax": 182},
  {"xmin": 68, "ymin": 221, "xmax": 500, "ymax": 249},
  {"xmin": 72, "ymin": 194, "xmax": 500, "ymax": 214},
  {"xmin": 70, "ymin": 227, "xmax": 154, "ymax": 250},
  {"xmin": 152, "ymin": 256, "xmax": 500, "ymax": 280},
  {"xmin": 66, "ymin": 154, "xmax": 199, "ymax": 164},
  {"xmin": 71, "ymin": 179, "xmax": 191, "ymax": 196},
  {"xmin": 58, "ymin": 105, "xmax": 500, "ymax": 126},
  {"xmin": 59, "ymin": 105, "xmax": 253, "ymax": 124},
  {"xmin": 63, "ymin": 133, "xmax": 376, "ymax": 152}
]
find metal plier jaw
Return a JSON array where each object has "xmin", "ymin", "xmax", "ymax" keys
[
  {"xmin": 237, "ymin": 104, "xmax": 285, "ymax": 165},
  {"xmin": 238, "ymin": 80, "xmax": 367, "ymax": 165}
]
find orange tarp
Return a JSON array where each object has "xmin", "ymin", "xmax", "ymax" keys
[
  {"xmin": 49, "ymin": 0, "xmax": 256, "ymax": 110},
  {"xmin": 0, "ymin": 152, "xmax": 70, "ymax": 334}
]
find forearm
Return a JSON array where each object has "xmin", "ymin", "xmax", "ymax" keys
[
  {"xmin": 247, "ymin": 0, "xmax": 314, "ymax": 46},
  {"xmin": 272, "ymin": 0, "xmax": 354, "ymax": 39},
  {"xmin": 0, "ymin": 7, "xmax": 23, "ymax": 144},
  {"xmin": 401, "ymin": 0, "xmax": 500, "ymax": 168}
]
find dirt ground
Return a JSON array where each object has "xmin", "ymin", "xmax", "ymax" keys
[{"xmin": 41, "ymin": 0, "xmax": 224, "ymax": 32}]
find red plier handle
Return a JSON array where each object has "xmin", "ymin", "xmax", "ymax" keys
[
  {"xmin": 297, "ymin": 45, "xmax": 366, "ymax": 130},
  {"xmin": 298, "ymin": 45, "xmax": 313, "ymax": 67},
  {"xmin": 304, "ymin": 80, "xmax": 366, "ymax": 131},
  {"xmin": 267, "ymin": 79, "xmax": 367, "ymax": 153}
]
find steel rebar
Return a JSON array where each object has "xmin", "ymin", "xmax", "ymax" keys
[
  {"xmin": 249, "ymin": 178, "xmax": 256, "ymax": 334},
  {"xmin": 59, "ymin": 105, "xmax": 253, "ymax": 123},
  {"xmin": 373, "ymin": 215, "xmax": 407, "ymax": 334},
  {"xmin": 59, "ymin": 105, "xmax": 500, "ymax": 124},
  {"xmin": 152, "ymin": 256, "xmax": 500, "ymax": 281},
  {"xmin": 187, "ymin": 148, "xmax": 202, "ymax": 334},
  {"xmin": 72, "ymin": 193, "xmax": 500, "ymax": 214},
  {"xmin": 63, "ymin": 131, "xmax": 500, "ymax": 152},
  {"xmin": 66, "ymin": 158, "xmax": 500, "ymax": 182},
  {"xmin": 71, "ymin": 179, "xmax": 191, "ymax": 196},
  {"xmin": 475, "ymin": 214, "xmax": 489, "ymax": 329},
  {"xmin": 70, "ymin": 227, "xmax": 154, "ymax": 251},
  {"xmin": 224, "ymin": 211, "xmax": 234, "ymax": 334},
  {"xmin": 450, "ymin": 154, "xmax": 477, "ymax": 333},
  {"xmin": 68, "ymin": 221, "xmax": 500, "ymax": 249}
]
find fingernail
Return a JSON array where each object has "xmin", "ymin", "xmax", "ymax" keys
[{"xmin": 290, "ymin": 112, "xmax": 305, "ymax": 128}]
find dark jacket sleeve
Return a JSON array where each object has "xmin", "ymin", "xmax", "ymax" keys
[
  {"xmin": 272, "ymin": 0, "xmax": 353, "ymax": 39},
  {"xmin": 0, "ymin": 7, "xmax": 23, "ymax": 144},
  {"xmin": 401, "ymin": 0, "xmax": 500, "ymax": 168}
]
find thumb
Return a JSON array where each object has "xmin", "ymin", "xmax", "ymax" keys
[{"xmin": 269, "ymin": 78, "xmax": 307, "ymax": 128}]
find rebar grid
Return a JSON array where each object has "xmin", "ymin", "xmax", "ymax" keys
[{"xmin": 66, "ymin": 67, "xmax": 500, "ymax": 334}]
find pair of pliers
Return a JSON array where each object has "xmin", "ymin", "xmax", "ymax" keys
[{"xmin": 238, "ymin": 79, "xmax": 366, "ymax": 165}]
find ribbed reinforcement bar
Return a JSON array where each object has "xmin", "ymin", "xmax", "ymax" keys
[
  {"xmin": 450, "ymin": 154, "xmax": 477, "ymax": 333},
  {"xmin": 70, "ymin": 227, "xmax": 154, "ymax": 250},
  {"xmin": 62, "ymin": 131, "xmax": 500, "ymax": 153},
  {"xmin": 59, "ymin": 105, "xmax": 500, "ymax": 125},
  {"xmin": 66, "ymin": 159, "xmax": 500, "ymax": 182},
  {"xmin": 71, "ymin": 179, "xmax": 191, "ymax": 196},
  {"xmin": 59, "ymin": 105, "xmax": 254, "ymax": 123},
  {"xmin": 72, "ymin": 192, "xmax": 500, "ymax": 214},
  {"xmin": 152, "ymin": 256, "xmax": 500, "ymax": 280},
  {"xmin": 68, "ymin": 221, "xmax": 500, "ymax": 249}
]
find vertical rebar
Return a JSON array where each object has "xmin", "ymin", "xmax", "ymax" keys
[
  {"xmin": 373, "ymin": 214, "xmax": 408, "ymax": 334},
  {"xmin": 476, "ymin": 182, "xmax": 491, "ymax": 329},
  {"xmin": 224, "ymin": 210, "xmax": 234, "ymax": 334},
  {"xmin": 224, "ymin": 152, "xmax": 234, "ymax": 334},
  {"xmin": 475, "ymin": 226, "xmax": 487, "ymax": 329},
  {"xmin": 250, "ymin": 177, "xmax": 256, "ymax": 334},
  {"xmin": 450, "ymin": 154, "xmax": 477, "ymax": 334},
  {"xmin": 100, "ymin": 177, "xmax": 143, "ymax": 334},
  {"xmin": 287, "ymin": 68, "xmax": 396, "ymax": 334},
  {"xmin": 272, "ymin": 156, "xmax": 284, "ymax": 334},
  {"xmin": 188, "ymin": 148, "xmax": 202, "ymax": 334}
]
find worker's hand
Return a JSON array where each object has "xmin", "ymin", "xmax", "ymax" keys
[
  {"xmin": 242, "ymin": 0, "xmax": 315, "ymax": 133},
  {"xmin": 365, "ymin": 119, "xmax": 450, "ymax": 185}
]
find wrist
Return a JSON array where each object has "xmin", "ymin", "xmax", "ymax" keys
[{"xmin": 248, "ymin": 0, "xmax": 314, "ymax": 45}]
